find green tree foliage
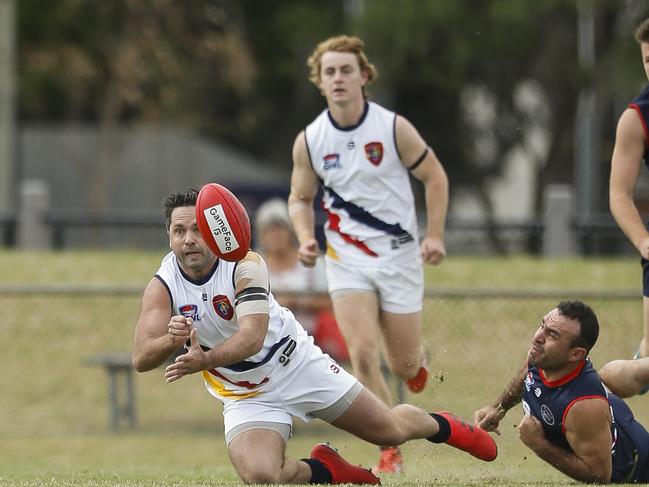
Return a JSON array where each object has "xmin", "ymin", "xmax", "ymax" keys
[
  {"xmin": 16, "ymin": 0, "xmax": 649, "ymax": 219},
  {"xmin": 18, "ymin": 1, "xmax": 258, "ymax": 128},
  {"xmin": 361, "ymin": 0, "xmax": 649, "ymax": 227}
]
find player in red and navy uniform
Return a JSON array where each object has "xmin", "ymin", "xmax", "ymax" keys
[
  {"xmin": 476, "ymin": 301, "xmax": 649, "ymax": 483},
  {"xmin": 523, "ymin": 360, "xmax": 647, "ymax": 482},
  {"xmin": 610, "ymin": 17, "xmax": 649, "ymax": 379},
  {"xmin": 289, "ymin": 34, "xmax": 449, "ymax": 474}
]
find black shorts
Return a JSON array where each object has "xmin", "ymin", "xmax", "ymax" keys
[
  {"xmin": 611, "ymin": 394, "xmax": 649, "ymax": 483},
  {"xmin": 629, "ymin": 419, "xmax": 649, "ymax": 483}
]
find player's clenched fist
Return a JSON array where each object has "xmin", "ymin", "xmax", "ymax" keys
[
  {"xmin": 420, "ymin": 236, "xmax": 446, "ymax": 265},
  {"xmin": 297, "ymin": 238, "xmax": 320, "ymax": 267},
  {"xmin": 518, "ymin": 414, "xmax": 544, "ymax": 450},
  {"xmin": 167, "ymin": 316, "xmax": 193, "ymax": 347}
]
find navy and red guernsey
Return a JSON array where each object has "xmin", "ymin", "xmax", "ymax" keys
[
  {"xmin": 522, "ymin": 359, "xmax": 649, "ymax": 483},
  {"xmin": 629, "ymin": 83, "xmax": 649, "ymax": 165}
]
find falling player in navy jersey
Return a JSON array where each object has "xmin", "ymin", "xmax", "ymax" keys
[{"xmin": 475, "ymin": 301, "xmax": 649, "ymax": 483}]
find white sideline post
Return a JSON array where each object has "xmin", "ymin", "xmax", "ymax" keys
[
  {"xmin": 18, "ymin": 179, "xmax": 50, "ymax": 249},
  {"xmin": 542, "ymin": 184, "xmax": 576, "ymax": 257}
]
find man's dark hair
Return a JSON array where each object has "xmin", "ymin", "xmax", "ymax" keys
[
  {"xmin": 635, "ymin": 17, "xmax": 649, "ymax": 44},
  {"xmin": 163, "ymin": 189, "xmax": 198, "ymax": 229},
  {"xmin": 557, "ymin": 300, "xmax": 599, "ymax": 353}
]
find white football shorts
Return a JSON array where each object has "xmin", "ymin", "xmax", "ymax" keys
[
  {"xmin": 325, "ymin": 255, "xmax": 424, "ymax": 314},
  {"xmin": 221, "ymin": 337, "xmax": 360, "ymax": 445}
]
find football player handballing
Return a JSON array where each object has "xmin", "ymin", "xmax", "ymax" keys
[{"xmin": 132, "ymin": 187, "xmax": 495, "ymax": 485}]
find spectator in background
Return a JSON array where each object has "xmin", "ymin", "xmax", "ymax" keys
[
  {"xmin": 255, "ymin": 198, "xmax": 349, "ymax": 363},
  {"xmin": 610, "ymin": 17, "xmax": 649, "ymax": 387}
]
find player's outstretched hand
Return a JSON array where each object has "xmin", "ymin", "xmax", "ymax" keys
[
  {"xmin": 297, "ymin": 238, "xmax": 321, "ymax": 267},
  {"xmin": 474, "ymin": 405, "xmax": 503, "ymax": 435},
  {"xmin": 164, "ymin": 328, "xmax": 208, "ymax": 383}
]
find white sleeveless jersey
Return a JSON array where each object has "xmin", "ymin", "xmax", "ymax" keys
[
  {"xmin": 155, "ymin": 252, "xmax": 310, "ymax": 401},
  {"xmin": 305, "ymin": 101, "xmax": 419, "ymax": 265}
]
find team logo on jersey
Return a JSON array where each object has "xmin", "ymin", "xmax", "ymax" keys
[
  {"xmin": 323, "ymin": 153, "xmax": 341, "ymax": 170},
  {"xmin": 179, "ymin": 304, "xmax": 200, "ymax": 321},
  {"xmin": 212, "ymin": 294, "xmax": 234, "ymax": 320},
  {"xmin": 364, "ymin": 141, "xmax": 383, "ymax": 166},
  {"xmin": 524, "ymin": 371, "xmax": 535, "ymax": 391},
  {"xmin": 540, "ymin": 404, "xmax": 555, "ymax": 425}
]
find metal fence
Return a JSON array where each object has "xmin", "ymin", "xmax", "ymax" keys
[
  {"xmin": 2, "ymin": 286, "xmax": 646, "ymax": 438},
  {"xmin": 0, "ymin": 210, "xmax": 636, "ymax": 255}
]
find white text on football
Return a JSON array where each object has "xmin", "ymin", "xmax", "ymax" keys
[{"xmin": 204, "ymin": 204, "xmax": 240, "ymax": 254}]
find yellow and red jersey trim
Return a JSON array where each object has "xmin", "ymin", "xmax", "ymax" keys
[
  {"xmin": 202, "ymin": 370, "xmax": 265, "ymax": 400},
  {"xmin": 326, "ymin": 243, "xmax": 339, "ymax": 260}
]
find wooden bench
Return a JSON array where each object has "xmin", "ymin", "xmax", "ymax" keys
[{"xmin": 86, "ymin": 352, "xmax": 136, "ymax": 432}]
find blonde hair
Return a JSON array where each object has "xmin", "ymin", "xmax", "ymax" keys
[
  {"xmin": 635, "ymin": 18, "xmax": 649, "ymax": 44},
  {"xmin": 307, "ymin": 35, "xmax": 378, "ymax": 99}
]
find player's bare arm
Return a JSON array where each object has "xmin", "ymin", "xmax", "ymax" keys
[
  {"xmin": 519, "ymin": 398, "xmax": 612, "ymax": 483},
  {"xmin": 475, "ymin": 363, "xmax": 527, "ymax": 433},
  {"xmin": 288, "ymin": 131, "xmax": 321, "ymax": 267},
  {"xmin": 164, "ymin": 251, "xmax": 271, "ymax": 383},
  {"xmin": 610, "ymin": 108, "xmax": 649, "ymax": 259},
  {"xmin": 395, "ymin": 115, "xmax": 448, "ymax": 265},
  {"xmin": 132, "ymin": 277, "xmax": 191, "ymax": 372}
]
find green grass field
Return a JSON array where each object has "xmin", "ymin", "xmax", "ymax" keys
[
  {"xmin": 1, "ymin": 250, "xmax": 646, "ymax": 486},
  {"xmin": 0, "ymin": 250, "xmax": 640, "ymax": 289}
]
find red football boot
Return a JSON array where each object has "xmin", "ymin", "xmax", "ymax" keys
[
  {"xmin": 436, "ymin": 411, "xmax": 498, "ymax": 462},
  {"xmin": 311, "ymin": 443, "xmax": 381, "ymax": 485},
  {"xmin": 372, "ymin": 446, "xmax": 403, "ymax": 475},
  {"xmin": 405, "ymin": 365, "xmax": 429, "ymax": 393}
]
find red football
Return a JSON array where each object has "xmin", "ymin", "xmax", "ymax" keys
[{"xmin": 196, "ymin": 183, "xmax": 251, "ymax": 262}]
